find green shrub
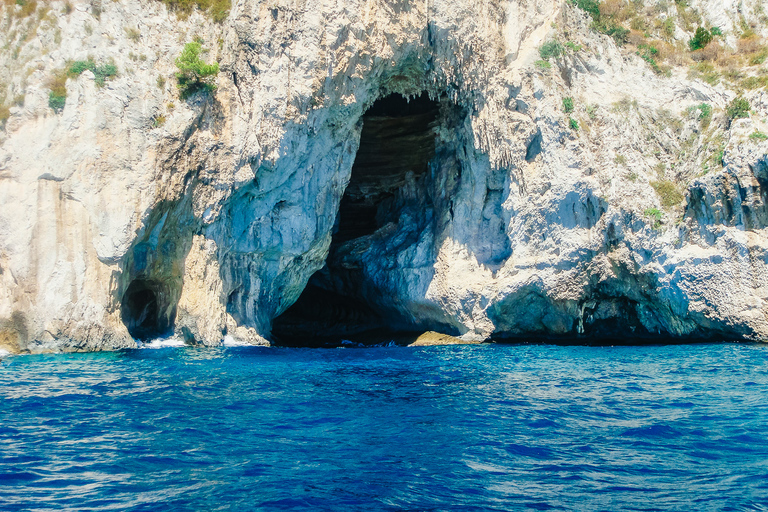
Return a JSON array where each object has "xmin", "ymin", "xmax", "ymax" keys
[
  {"xmin": 637, "ymin": 44, "xmax": 664, "ymax": 74},
  {"xmin": 726, "ymin": 96, "xmax": 750, "ymax": 123},
  {"xmin": 571, "ymin": 0, "xmax": 599, "ymax": 20},
  {"xmin": 47, "ymin": 69, "xmax": 68, "ymax": 112},
  {"xmin": 175, "ymin": 41, "xmax": 219, "ymax": 98},
  {"xmin": 599, "ymin": 23, "xmax": 630, "ymax": 45},
  {"xmin": 696, "ymin": 102, "xmax": 712, "ymax": 120},
  {"xmin": 562, "ymin": 97, "xmax": 574, "ymax": 114},
  {"xmin": 749, "ymin": 131, "xmax": 768, "ymax": 142},
  {"xmin": 687, "ymin": 102, "xmax": 712, "ymax": 125},
  {"xmin": 535, "ymin": 60, "xmax": 551, "ymax": 69},
  {"xmin": 689, "ymin": 27, "xmax": 713, "ymax": 51},
  {"xmin": 569, "ymin": 117, "xmax": 579, "ymax": 131},
  {"xmin": 644, "ymin": 208, "xmax": 662, "ymax": 229},
  {"xmin": 650, "ymin": 180, "xmax": 684, "ymax": 207},
  {"xmin": 93, "ymin": 63, "xmax": 117, "ymax": 86},
  {"xmin": 539, "ymin": 40, "xmax": 564, "ymax": 60},
  {"xmin": 710, "ymin": 26, "xmax": 723, "ymax": 36},
  {"xmin": 571, "ymin": 0, "xmax": 629, "ymax": 45},
  {"xmin": 565, "ymin": 41, "xmax": 582, "ymax": 52},
  {"xmin": 692, "ymin": 102, "xmax": 713, "ymax": 128},
  {"xmin": 48, "ymin": 91, "xmax": 66, "ymax": 111},
  {"xmin": 69, "ymin": 59, "xmax": 96, "ymax": 77},
  {"xmin": 68, "ymin": 59, "xmax": 117, "ymax": 87}
]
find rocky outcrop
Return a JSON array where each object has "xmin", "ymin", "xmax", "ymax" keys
[{"xmin": 1, "ymin": 0, "xmax": 768, "ymax": 353}]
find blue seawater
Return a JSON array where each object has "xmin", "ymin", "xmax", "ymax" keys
[{"xmin": 1, "ymin": 343, "xmax": 768, "ymax": 511}]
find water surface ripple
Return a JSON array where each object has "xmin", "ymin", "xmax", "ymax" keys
[{"xmin": 1, "ymin": 343, "xmax": 767, "ymax": 511}]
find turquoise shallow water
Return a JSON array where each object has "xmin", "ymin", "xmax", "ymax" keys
[{"xmin": 1, "ymin": 343, "xmax": 767, "ymax": 511}]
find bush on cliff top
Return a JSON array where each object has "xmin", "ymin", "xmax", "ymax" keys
[{"xmin": 175, "ymin": 42, "xmax": 220, "ymax": 99}]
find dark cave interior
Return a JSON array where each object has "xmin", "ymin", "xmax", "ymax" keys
[
  {"xmin": 271, "ymin": 93, "xmax": 440, "ymax": 345},
  {"xmin": 121, "ymin": 279, "xmax": 173, "ymax": 340}
]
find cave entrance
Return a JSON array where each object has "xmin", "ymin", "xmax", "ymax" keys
[
  {"xmin": 121, "ymin": 279, "xmax": 173, "ymax": 340},
  {"xmin": 272, "ymin": 92, "xmax": 440, "ymax": 345}
]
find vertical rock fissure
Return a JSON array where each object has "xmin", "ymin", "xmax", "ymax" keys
[{"xmin": 271, "ymin": 93, "xmax": 440, "ymax": 345}]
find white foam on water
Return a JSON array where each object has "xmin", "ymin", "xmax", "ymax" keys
[
  {"xmin": 139, "ymin": 337, "xmax": 187, "ymax": 349},
  {"xmin": 0, "ymin": 348, "xmax": 11, "ymax": 358},
  {"xmin": 222, "ymin": 335, "xmax": 256, "ymax": 347}
]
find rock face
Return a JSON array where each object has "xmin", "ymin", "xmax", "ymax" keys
[{"xmin": 1, "ymin": 0, "xmax": 768, "ymax": 352}]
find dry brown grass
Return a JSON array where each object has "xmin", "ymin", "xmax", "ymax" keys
[
  {"xmin": 626, "ymin": 29, "xmax": 646, "ymax": 46},
  {"xmin": 656, "ymin": 41, "xmax": 688, "ymax": 66},
  {"xmin": 599, "ymin": 0, "xmax": 624, "ymax": 19},
  {"xmin": 157, "ymin": 0, "xmax": 230, "ymax": 22},
  {"xmin": 10, "ymin": 0, "xmax": 36, "ymax": 17},
  {"xmin": 690, "ymin": 41, "xmax": 723, "ymax": 62},
  {"xmin": 46, "ymin": 68, "xmax": 67, "ymax": 98},
  {"xmin": 738, "ymin": 35, "xmax": 763, "ymax": 54},
  {"xmin": 0, "ymin": 104, "xmax": 10, "ymax": 129}
]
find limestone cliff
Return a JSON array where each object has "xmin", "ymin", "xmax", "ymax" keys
[{"xmin": 1, "ymin": 0, "xmax": 768, "ymax": 352}]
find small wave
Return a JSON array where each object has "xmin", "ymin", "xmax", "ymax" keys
[
  {"xmin": 222, "ymin": 335, "xmax": 257, "ymax": 347},
  {"xmin": 138, "ymin": 337, "xmax": 186, "ymax": 349},
  {"xmin": 0, "ymin": 349, "xmax": 11, "ymax": 358}
]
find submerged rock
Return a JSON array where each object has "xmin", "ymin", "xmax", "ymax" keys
[{"xmin": 1, "ymin": 0, "xmax": 768, "ymax": 351}]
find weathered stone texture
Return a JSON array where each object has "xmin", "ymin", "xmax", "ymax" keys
[{"xmin": 0, "ymin": 0, "xmax": 767, "ymax": 352}]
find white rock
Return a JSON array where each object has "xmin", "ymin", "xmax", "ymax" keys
[{"xmin": 0, "ymin": 0, "xmax": 767, "ymax": 353}]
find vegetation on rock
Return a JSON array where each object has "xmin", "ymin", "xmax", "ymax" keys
[
  {"xmin": 175, "ymin": 42, "xmax": 220, "ymax": 98},
  {"xmin": 563, "ymin": 97, "xmax": 574, "ymax": 114},
  {"xmin": 565, "ymin": 0, "xmax": 767, "ymax": 87},
  {"xmin": 726, "ymin": 96, "xmax": 751, "ymax": 124},
  {"xmin": 47, "ymin": 69, "xmax": 67, "ymax": 112},
  {"xmin": 644, "ymin": 207, "xmax": 662, "ymax": 229},
  {"xmin": 650, "ymin": 180, "xmax": 684, "ymax": 208},
  {"xmin": 68, "ymin": 60, "xmax": 118, "ymax": 87},
  {"xmin": 688, "ymin": 27, "xmax": 713, "ymax": 51},
  {"xmin": 0, "ymin": 104, "xmax": 9, "ymax": 130},
  {"xmin": 157, "ymin": 0, "xmax": 230, "ymax": 22},
  {"xmin": 539, "ymin": 40, "xmax": 564, "ymax": 60}
]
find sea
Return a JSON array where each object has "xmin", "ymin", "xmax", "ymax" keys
[{"xmin": 1, "ymin": 341, "xmax": 767, "ymax": 511}]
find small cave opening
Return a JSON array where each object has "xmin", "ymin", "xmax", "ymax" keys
[
  {"xmin": 272, "ymin": 92, "xmax": 440, "ymax": 345},
  {"xmin": 121, "ymin": 279, "xmax": 173, "ymax": 340}
]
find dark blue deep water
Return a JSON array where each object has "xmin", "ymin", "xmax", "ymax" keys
[{"xmin": 1, "ymin": 343, "xmax": 768, "ymax": 511}]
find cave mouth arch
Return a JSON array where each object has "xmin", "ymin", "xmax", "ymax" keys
[
  {"xmin": 271, "ymin": 92, "xmax": 441, "ymax": 345},
  {"xmin": 121, "ymin": 279, "xmax": 173, "ymax": 340}
]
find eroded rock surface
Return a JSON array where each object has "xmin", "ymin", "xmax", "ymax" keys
[{"xmin": 1, "ymin": 0, "xmax": 768, "ymax": 352}]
